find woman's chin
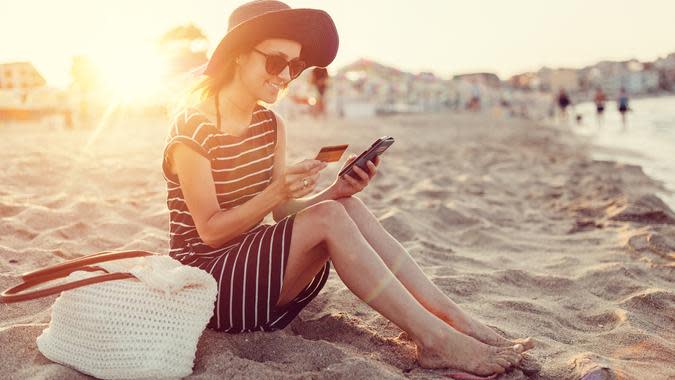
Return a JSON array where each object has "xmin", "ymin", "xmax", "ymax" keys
[{"xmin": 260, "ymin": 92, "xmax": 278, "ymax": 104}]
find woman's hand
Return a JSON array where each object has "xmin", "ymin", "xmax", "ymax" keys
[
  {"xmin": 275, "ymin": 159, "xmax": 327, "ymax": 200},
  {"xmin": 330, "ymin": 155, "xmax": 380, "ymax": 199}
]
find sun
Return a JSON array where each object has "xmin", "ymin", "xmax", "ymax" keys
[{"xmin": 94, "ymin": 46, "xmax": 169, "ymax": 102}]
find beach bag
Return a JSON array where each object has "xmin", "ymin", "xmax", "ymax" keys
[{"xmin": 1, "ymin": 250, "xmax": 217, "ymax": 379}]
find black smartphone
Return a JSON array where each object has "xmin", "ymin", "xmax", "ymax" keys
[{"xmin": 338, "ymin": 136, "xmax": 394, "ymax": 179}]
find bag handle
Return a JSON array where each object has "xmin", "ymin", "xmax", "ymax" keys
[{"xmin": 1, "ymin": 250, "xmax": 156, "ymax": 304}]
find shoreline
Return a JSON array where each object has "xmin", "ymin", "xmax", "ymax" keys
[
  {"xmin": 570, "ymin": 94, "xmax": 675, "ymax": 211},
  {"xmin": 1, "ymin": 110, "xmax": 674, "ymax": 379}
]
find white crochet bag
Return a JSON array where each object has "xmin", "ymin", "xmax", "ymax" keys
[{"xmin": 1, "ymin": 250, "xmax": 217, "ymax": 379}]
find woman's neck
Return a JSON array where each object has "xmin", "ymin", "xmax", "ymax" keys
[
  {"xmin": 216, "ymin": 84, "xmax": 257, "ymax": 123},
  {"xmin": 198, "ymin": 83, "xmax": 257, "ymax": 133}
]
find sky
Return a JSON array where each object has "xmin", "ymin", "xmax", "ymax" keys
[{"xmin": 2, "ymin": 0, "xmax": 675, "ymax": 88}]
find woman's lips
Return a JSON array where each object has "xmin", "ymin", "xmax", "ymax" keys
[{"xmin": 266, "ymin": 81, "xmax": 281, "ymax": 91}]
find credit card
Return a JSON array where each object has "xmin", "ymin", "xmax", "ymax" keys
[{"xmin": 315, "ymin": 144, "xmax": 349, "ymax": 162}]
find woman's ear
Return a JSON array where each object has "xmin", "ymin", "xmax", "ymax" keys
[
  {"xmin": 235, "ymin": 51, "xmax": 248, "ymax": 65},
  {"xmin": 234, "ymin": 52, "xmax": 250, "ymax": 65}
]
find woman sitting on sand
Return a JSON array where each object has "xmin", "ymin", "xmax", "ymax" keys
[{"xmin": 162, "ymin": 1, "xmax": 533, "ymax": 376}]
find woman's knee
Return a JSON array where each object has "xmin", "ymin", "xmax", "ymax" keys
[
  {"xmin": 306, "ymin": 200, "xmax": 348, "ymax": 223},
  {"xmin": 335, "ymin": 195, "xmax": 365, "ymax": 210},
  {"xmin": 301, "ymin": 200, "xmax": 350, "ymax": 229}
]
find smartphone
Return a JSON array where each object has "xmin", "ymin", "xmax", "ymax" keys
[
  {"xmin": 338, "ymin": 136, "xmax": 394, "ymax": 179},
  {"xmin": 315, "ymin": 144, "xmax": 349, "ymax": 162}
]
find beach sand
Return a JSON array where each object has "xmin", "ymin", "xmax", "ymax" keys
[{"xmin": 1, "ymin": 110, "xmax": 673, "ymax": 379}]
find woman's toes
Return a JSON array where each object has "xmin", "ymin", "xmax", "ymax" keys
[
  {"xmin": 495, "ymin": 357, "xmax": 511, "ymax": 369},
  {"xmin": 500, "ymin": 351, "xmax": 522, "ymax": 366},
  {"xmin": 517, "ymin": 337, "xmax": 535, "ymax": 350},
  {"xmin": 491, "ymin": 363, "xmax": 507, "ymax": 374}
]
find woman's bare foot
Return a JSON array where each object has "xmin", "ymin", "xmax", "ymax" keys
[
  {"xmin": 462, "ymin": 317, "xmax": 535, "ymax": 350},
  {"xmin": 438, "ymin": 306, "xmax": 535, "ymax": 351},
  {"xmin": 415, "ymin": 327, "xmax": 524, "ymax": 376}
]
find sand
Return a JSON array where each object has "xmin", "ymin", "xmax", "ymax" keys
[{"xmin": 1, "ymin": 110, "xmax": 674, "ymax": 379}]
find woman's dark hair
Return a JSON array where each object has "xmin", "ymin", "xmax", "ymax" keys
[
  {"xmin": 168, "ymin": 46, "xmax": 244, "ymax": 116},
  {"xmin": 189, "ymin": 53, "xmax": 240, "ymax": 104}
]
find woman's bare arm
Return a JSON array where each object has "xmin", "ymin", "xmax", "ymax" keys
[
  {"xmin": 270, "ymin": 113, "xmax": 336, "ymax": 222},
  {"xmin": 171, "ymin": 144, "xmax": 284, "ymax": 248}
]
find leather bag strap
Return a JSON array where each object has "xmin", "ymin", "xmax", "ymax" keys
[{"xmin": 1, "ymin": 250, "xmax": 156, "ymax": 304}]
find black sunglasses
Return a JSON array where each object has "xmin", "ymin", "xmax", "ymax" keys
[{"xmin": 252, "ymin": 48, "xmax": 307, "ymax": 79}]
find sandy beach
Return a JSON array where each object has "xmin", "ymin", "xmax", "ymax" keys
[{"xmin": 1, "ymin": 110, "xmax": 673, "ymax": 379}]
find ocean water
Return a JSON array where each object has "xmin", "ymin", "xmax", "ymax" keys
[{"xmin": 570, "ymin": 95, "xmax": 675, "ymax": 209}]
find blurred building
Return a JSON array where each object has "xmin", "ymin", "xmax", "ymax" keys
[
  {"xmin": 275, "ymin": 58, "xmax": 550, "ymax": 120},
  {"xmin": 655, "ymin": 53, "xmax": 675, "ymax": 91},
  {"xmin": 409, "ymin": 71, "xmax": 448, "ymax": 112},
  {"xmin": 452, "ymin": 72, "xmax": 501, "ymax": 88},
  {"xmin": 537, "ymin": 68, "xmax": 579, "ymax": 93},
  {"xmin": 0, "ymin": 62, "xmax": 69, "ymax": 124},
  {"xmin": 332, "ymin": 59, "xmax": 447, "ymax": 117},
  {"xmin": 580, "ymin": 59, "xmax": 659, "ymax": 95},
  {"xmin": 0, "ymin": 61, "xmax": 46, "ymax": 90},
  {"xmin": 508, "ymin": 72, "xmax": 541, "ymax": 91}
]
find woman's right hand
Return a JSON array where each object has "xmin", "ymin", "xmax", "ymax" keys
[{"xmin": 276, "ymin": 159, "xmax": 327, "ymax": 200}]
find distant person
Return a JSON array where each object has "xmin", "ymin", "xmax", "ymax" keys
[
  {"xmin": 593, "ymin": 87, "xmax": 607, "ymax": 127},
  {"xmin": 556, "ymin": 88, "xmax": 571, "ymax": 123},
  {"xmin": 310, "ymin": 67, "xmax": 329, "ymax": 118},
  {"xmin": 617, "ymin": 87, "xmax": 630, "ymax": 129},
  {"xmin": 467, "ymin": 81, "xmax": 481, "ymax": 111}
]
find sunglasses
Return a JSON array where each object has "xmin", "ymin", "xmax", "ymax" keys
[{"xmin": 252, "ymin": 48, "xmax": 307, "ymax": 79}]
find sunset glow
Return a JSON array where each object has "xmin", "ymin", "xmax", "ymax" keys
[
  {"xmin": 2, "ymin": 0, "xmax": 675, "ymax": 88},
  {"xmin": 93, "ymin": 47, "xmax": 169, "ymax": 101}
]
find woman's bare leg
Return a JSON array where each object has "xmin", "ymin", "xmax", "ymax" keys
[
  {"xmin": 335, "ymin": 196, "xmax": 534, "ymax": 349},
  {"xmin": 275, "ymin": 242, "xmax": 329, "ymax": 307},
  {"xmin": 278, "ymin": 200, "xmax": 522, "ymax": 376}
]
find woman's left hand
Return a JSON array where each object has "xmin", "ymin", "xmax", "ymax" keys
[{"xmin": 330, "ymin": 155, "xmax": 380, "ymax": 199}]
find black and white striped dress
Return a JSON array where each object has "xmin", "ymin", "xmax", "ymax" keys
[{"xmin": 162, "ymin": 105, "xmax": 330, "ymax": 333}]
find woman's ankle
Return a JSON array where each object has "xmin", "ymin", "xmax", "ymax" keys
[
  {"xmin": 435, "ymin": 301, "xmax": 473, "ymax": 332},
  {"xmin": 409, "ymin": 320, "xmax": 452, "ymax": 350}
]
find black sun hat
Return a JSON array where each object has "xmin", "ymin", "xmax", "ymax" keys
[{"xmin": 202, "ymin": 0, "xmax": 339, "ymax": 77}]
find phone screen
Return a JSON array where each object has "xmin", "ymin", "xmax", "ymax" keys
[{"xmin": 339, "ymin": 136, "xmax": 394, "ymax": 178}]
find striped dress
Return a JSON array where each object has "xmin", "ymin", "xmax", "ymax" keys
[{"xmin": 162, "ymin": 104, "xmax": 330, "ymax": 333}]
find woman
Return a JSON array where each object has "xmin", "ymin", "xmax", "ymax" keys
[{"xmin": 162, "ymin": 1, "xmax": 533, "ymax": 376}]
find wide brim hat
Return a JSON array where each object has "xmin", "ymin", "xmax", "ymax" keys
[{"xmin": 202, "ymin": 0, "xmax": 339, "ymax": 77}]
